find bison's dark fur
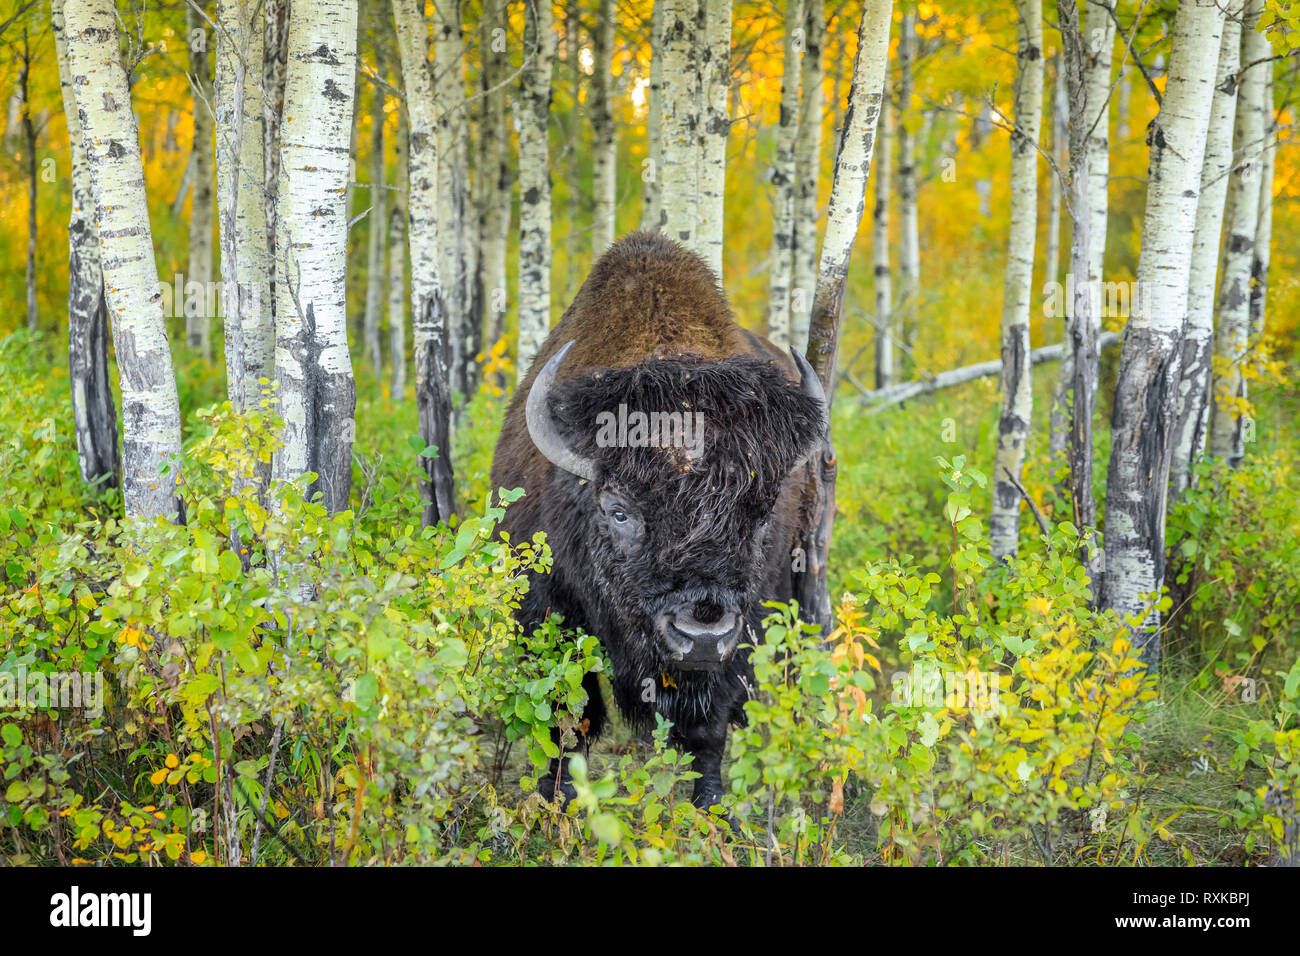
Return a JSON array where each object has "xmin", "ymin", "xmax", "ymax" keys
[{"xmin": 491, "ymin": 232, "xmax": 826, "ymax": 809}]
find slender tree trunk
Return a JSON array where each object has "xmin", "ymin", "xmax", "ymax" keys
[
  {"xmin": 271, "ymin": 0, "xmax": 358, "ymax": 515},
  {"xmin": 364, "ymin": 45, "xmax": 387, "ymax": 382},
  {"xmin": 388, "ymin": 109, "xmax": 408, "ymax": 402},
  {"xmin": 990, "ymin": 0, "xmax": 1043, "ymax": 561},
  {"xmin": 801, "ymin": 0, "xmax": 893, "ymax": 633},
  {"xmin": 1103, "ymin": 0, "xmax": 1225, "ymax": 664},
  {"xmin": 264, "ymin": 0, "xmax": 288, "ymax": 347},
  {"xmin": 661, "ymin": 0, "xmax": 701, "ymax": 250},
  {"xmin": 53, "ymin": 0, "xmax": 119, "ymax": 490},
  {"xmin": 1210, "ymin": 0, "xmax": 1267, "ymax": 467},
  {"xmin": 20, "ymin": 28, "xmax": 36, "ymax": 332},
  {"xmin": 393, "ymin": 0, "xmax": 454, "ymax": 524},
  {"xmin": 767, "ymin": 0, "xmax": 804, "ymax": 348},
  {"xmin": 516, "ymin": 0, "xmax": 554, "ymax": 382},
  {"xmin": 896, "ymin": 6, "xmax": 919, "ymax": 376},
  {"xmin": 1170, "ymin": 4, "xmax": 1241, "ymax": 501},
  {"xmin": 65, "ymin": 0, "xmax": 183, "ymax": 522},
  {"xmin": 480, "ymin": 0, "xmax": 510, "ymax": 358},
  {"xmin": 216, "ymin": 0, "xmax": 272, "ymax": 415},
  {"xmin": 563, "ymin": 3, "xmax": 581, "ymax": 302},
  {"xmin": 697, "ymin": 0, "xmax": 730, "ymax": 279},
  {"xmin": 641, "ymin": 0, "xmax": 664, "ymax": 231},
  {"xmin": 790, "ymin": 0, "xmax": 823, "ymax": 351},
  {"xmin": 434, "ymin": 2, "xmax": 469, "ymax": 407},
  {"xmin": 591, "ymin": 0, "xmax": 617, "ymax": 255},
  {"xmin": 1050, "ymin": 1, "xmax": 1112, "ymax": 459},
  {"xmin": 1250, "ymin": 53, "xmax": 1274, "ymax": 341},
  {"xmin": 1056, "ymin": 0, "xmax": 1097, "ymax": 557},
  {"xmin": 187, "ymin": 2, "xmax": 216, "ymax": 359},
  {"xmin": 1044, "ymin": 49, "xmax": 1064, "ymax": 291},
  {"xmin": 873, "ymin": 84, "xmax": 892, "ymax": 390}
]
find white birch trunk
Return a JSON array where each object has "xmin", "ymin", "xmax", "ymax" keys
[
  {"xmin": 660, "ymin": 0, "xmax": 701, "ymax": 251},
  {"xmin": 800, "ymin": 0, "xmax": 893, "ymax": 635},
  {"xmin": 1103, "ymin": 0, "xmax": 1225, "ymax": 662},
  {"xmin": 766, "ymin": 0, "xmax": 804, "ymax": 348},
  {"xmin": 393, "ymin": 0, "xmax": 455, "ymax": 523},
  {"xmin": 389, "ymin": 110, "xmax": 408, "ymax": 402},
  {"xmin": 363, "ymin": 53, "xmax": 387, "ymax": 382},
  {"xmin": 806, "ymin": 0, "xmax": 892, "ymax": 387},
  {"xmin": 896, "ymin": 8, "xmax": 919, "ymax": 374},
  {"xmin": 1044, "ymin": 50, "xmax": 1064, "ymax": 290},
  {"xmin": 64, "ymin": 0, "xmax": 183, "ymax": 521},
  {"xmin": 1170, "ymin": 4, "xmax": 1241, "ymax": 500},
  {"xmin": 187, "ymin": 2, "xmax": 216, "ymax": 359},
  {"xmin": 641, "ymin": 0, "xmax": 665, "ymax": 231},
  {"xmin": 873, "ymin": 85, "xmax": 892, "ymax": 390},
  {"xmin": 790, "ymin": 0, "xmax": 824, "ymax": 352},
  {"xmin": 434, "ymin": 2, "xmax": 469, "ymax": 403},
  {"xmin": 53, "ymin": 0, "xmax": 119, "ymax": 489},
  {"xmin": 1210, "ymin": 0, "xmax": 1266, "ymax": 466},
  {"xmin": 271, "ymin": 0, "xmax": 358, "ymax": 514},
  {"xmin": 592, "ymin": 0, "xmax": 618, "ymax": 256},
  {"xmin": 516, "ymin": 0, "xmax": 554, "ymax": 382},
  {"xmin": 990, "ymin": 0, "xmax": 1043, "ymax": 561},
  {"xmin": 216, "ymin": 0, "xmax": 272, "ymax": 415},
  {"xmin": 480, "ymin": 0, "xmax": 510, "ymax": 356},
  {"xmin": 1249, "ymin": 32, "xmax": 1274, "ymax": 340},
  {"xmin": 697, "ymin": 0, "xmax": 730, "ymax": 279}
]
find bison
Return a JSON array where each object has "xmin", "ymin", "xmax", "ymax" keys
[{"xmin": 491, "ymin": 231, "xmax": 827, "ymax": 811}]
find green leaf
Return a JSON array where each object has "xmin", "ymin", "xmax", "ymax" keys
[
  {"xmin": 219, "ymin": 549, "xmax": 241, "ymax": 582},
  {"xmin": 0, "ymin": 724, "xmax": 20, "ymax": 748}
]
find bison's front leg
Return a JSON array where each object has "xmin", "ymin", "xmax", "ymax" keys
[
  {"xmin": 536, "ymin": 670, "xmax": 607, "ymax": 809},
  {"xmin": 673, "ymin": 712, "xmax": 731, "ymax": 811}
]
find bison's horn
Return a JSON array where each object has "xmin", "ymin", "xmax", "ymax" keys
[
  {"xmin": 790, "ymin": 346, "xmax": 829, "ymax": 435},
  {"xmin": 526, "ymin": 340, "xmax": 597, "ymax": 482}
]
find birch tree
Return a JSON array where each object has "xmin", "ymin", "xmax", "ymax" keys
[
  {"xmin": 187, "ymin": 1, "xmax": 216, "ymax": 359},
  {"xmin": 660, "ymin": 0, "xmax": 701, "ymax": 250},
  {"xmin": 1103, "ymin": 0, "xmax": 1225, "ymax": 663},
  {"xmin": 1210, "ymin": 0, "xmax": 1267, "ymax": 467},
  {"xmin": 1049, "ymin": 0, "xmax": 1113, "ymax": 458},
  {"xmin": 801, "ymin": 0, "xmax": 893, "ymax": 632},
  {"xmin": 516, "ymin": 0, "xmax": 554, "ymax": 382},
  {"xmin": 790, "ymin": 0, "xmax": 824, "ymax": 352},
  {"xmin": 479, "ymin": 0, "xmax": 510, "ymax": 356},
  {"xmin": 64, "ymin": 0, "xmax": 182, "ymax": 521},
  {"xmin": 1055, "ymin": 0, "xmax": 1098, "ymax": 547},
  {"xmin": 216, "ymin": 0, "xmax": 272, "ymax": 414},
  {"xmin": 389, "ymin": 109, "xmax": 408, "ymax": 402},
  {"xmin": 896, "ymin": 6, "xmax": 919, "ymax": 374},
  {"xmin": 1170, "ymin": 4, "xmax": 1241, "ymax": 500},
  {"xmin": 1250, "ymin": 54, "xmax": 1274, "ymax": 340},
  {"xmin": 53, "ymin": 0, "xmax": 118, "ymax": 490},
  {"xmin": 363, "ymin": 42, "xmax": 388, "ymax": 382},
  {"xmin": 641, "ymin": 0, "xmax": 664, "ymax": 230},
  {"xmin": 873, "ymin": 84, "xmax": 892, "ymax": 389},
  {"xmin": 591, "ymin": 0, "xmax": 617, "ymax": 255},
  {"xmin": 434, "ymin": 2, "xmax": 471, "ymax": 403},
  {"xmin": 271, "ymin": 0, "xmax": 358, "ymax": 514},
  {"xmin": 393, "ymin": 0, "xmax": 455, "ymax": 524},
  {"xmin": 766, "ymin": 0, "xmax": 804, "ymax": 348},
  {"xmin": 990, "ymin": 0, "xmax": 1042, "ymax": 561},
  {"xmin": 697, "ymin": 0, "xmax": 730, "ymax": 279}
]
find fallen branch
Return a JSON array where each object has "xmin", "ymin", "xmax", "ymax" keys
[{"xmin": 853, "ymin": 331, "xmax": 1121, "ymax": 412}]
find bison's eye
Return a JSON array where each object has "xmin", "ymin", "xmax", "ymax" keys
[{"xmin": 611, "ymin": 509, "xmax": 628, "ymax": 524}]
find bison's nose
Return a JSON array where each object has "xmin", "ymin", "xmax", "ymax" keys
[{"xmin": 658, "ymin": 605, "xmax": 744, "ymax": 669}]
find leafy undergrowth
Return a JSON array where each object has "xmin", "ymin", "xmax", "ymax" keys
[{"xmin": 1, "ymin": 332, "xmax": 1297, "ymax": 866}]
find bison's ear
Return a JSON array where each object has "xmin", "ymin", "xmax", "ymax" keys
[{"xmin": 526, "ymin": 341, "xmax": 597, "ymax": 481}]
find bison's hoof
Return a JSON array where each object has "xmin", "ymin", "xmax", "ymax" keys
[{"xmin": 538, "ymin": 773, "xmax": 578, "ymax": 809}]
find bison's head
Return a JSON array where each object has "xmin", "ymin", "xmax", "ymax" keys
[{"xmin": 527, "ymin": 342, "xmax": 828, "ymax": 672}]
